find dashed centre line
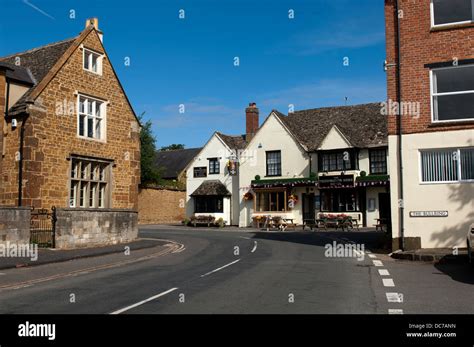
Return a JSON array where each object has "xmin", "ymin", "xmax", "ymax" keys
[
  {"xmin": 373, "ymin": 260, "xmax": 384, "ymax": 267},
  {"xmin": 388, "ymin": 309, "xmax": 404, "ymax": 314},
  {"xmin": 110, "ymin": 287, "xmax": 178, "ymax": 314},
  {"xmin": 383, "ymin": 278, "xmax": 395, "ymax": 287},
  {"xmin": 378, "ymin": 269, "xmax": 390, "ymax": 276},
  {"xmin": 200, "ymin": 259, "xmax": 241, "ymax": 278}
]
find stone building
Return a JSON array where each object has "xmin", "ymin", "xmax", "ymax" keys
[{"xmin": 0, "ymin": 18, "xmax": 140, "ymax": 248}]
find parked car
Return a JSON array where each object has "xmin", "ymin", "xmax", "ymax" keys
[{"xmin": 468, "ymin": 223, "xmax": 474, "ymax": 265}]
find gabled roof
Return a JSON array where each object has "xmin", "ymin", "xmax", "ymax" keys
[
  {"xmin": 191, "ymin": 180, "xmax": 231, "ymax": 196},
  {"xmin": 155, "ymin": 147, "xmax": 202, "ymax": 179},
  {"xmin": 215, "ymin": 132, "xmax": 247, "ymax": 150},
  {"xmin": 0, "ymin": 25, "xmax": 139, "ymax": 123},
  {"xmin": 273, "ymin": 103, "xmax": 387, "ymax": 151},
  {"xmin": 0, "ymin": 38, "xmax": 75, "ymax": 85}
]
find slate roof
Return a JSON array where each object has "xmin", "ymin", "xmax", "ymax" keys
[
  {"xmin": 216, "ymin": 132, "xmax": 247, "ymax": 150},
  {"xmin": 190, "ymin": 180, "xmax": 231, "ymax": 196},
  {"xmin": 0, "ymin": 62, "xmax": 35, "ymax": 85},
  {"xmin": 155, "ymin": 148, "xmax": 202, "ymax": 179},
  {"xmin": 0, "ymin": 38, "xmax": 76, "ymax": 115},
  {"xmin": 273, "ymin": 103, "xmax": 387, "ymax": 151}
]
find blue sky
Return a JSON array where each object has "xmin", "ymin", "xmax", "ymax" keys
[{"xmin": 0, "ymin": 0, "xmax": 387, "ymax": 149}]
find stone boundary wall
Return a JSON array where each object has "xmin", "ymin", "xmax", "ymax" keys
[{"xmin": 0, "ymin": 207, "xmax": 31, "ymax": 245}]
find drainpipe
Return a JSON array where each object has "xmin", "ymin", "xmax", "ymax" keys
[
  {"xmin": 395, "ymin": 0, "xmax": 405, "ymax": 250},
  {"xmin": 18, "ymin": 110, "xmax": 30, "ymax": 207}
]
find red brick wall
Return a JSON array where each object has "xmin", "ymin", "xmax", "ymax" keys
[
  {"xmin": 0, "ymin": 30, "xmax": 140, "ymax": 209},
  {"xmin": 385, "ymin": 0, "xmax": 474, "ymax": 135}
]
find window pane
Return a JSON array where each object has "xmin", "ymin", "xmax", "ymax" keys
[
  {"xmin": 433, "ymin": 0, "xmax": 472, "ymax": 25},
  {"xmin": 87, "ymin": 116, "xmax": 94, "ymax": 138},
  {"xmin": 79, "ymin": 115, "xmax": 85, "ymax": 136},
  {"xmin": 434, "ymin": 93, "xmax": 474, "ymax": 121},
  {"xmin": 461, "ymin": 148, "xmax": 474, "ymax": 180},
  {"xmin": 98, "ymin": 183, "xmax": 106, "ymax": 208},
  {"xmin": 87, "ymin": 100, "xmax": 93, "ymax": 115},
  {"xmin": 91, "ymin": 54, "xmax": 98, "ymax": 72},
  {"xmin": 79, "ymin": 98, "xmax": 85, "ymax": 113},
  {"xmin": 433, "ymin": 66, "xmax": 474, "ymax": 94},
  {"xmin": 95, "ymin": 119, "xmax": 101, "ymax": 139},
  {"xmin": 421, "ymin": 150, "xmax": 458, "ymax": 182},
  {"xmin": 84, "ymin": 52, "xmax": 90, "ymax": 69},
  {"xmin": 89, "ymin": 183, "xmax": 96, "ymax": 207},
  {"xmin": 80, "ymin": 182, "xmax": 87, "ymax": 207},
  {"xmin": 69, "ymin": 181, "xmax": 77, "ymax": 207}
]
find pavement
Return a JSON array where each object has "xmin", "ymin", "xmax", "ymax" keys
[
  {"xmin": 390, "ymin": 248, "xmax": 469, "ymax": 263},
  {"xmin": 0, "ymin": 225, "xmax": 472, "ymax": 314},
  {"xmin": 0, "ymin": 238, "xmax": 168, "ymax": 270}
]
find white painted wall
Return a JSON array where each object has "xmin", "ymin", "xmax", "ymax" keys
[
  {"xmin": 238, "ymin": 113, "xmax": 309, "ymax": 226},
  {"xmin": 186, "ymin": 133, "xmax": 240, "ymax": 225},
  {"xmin": 389, "ymin": 129, "xmax": 474, "ymax": 249}
]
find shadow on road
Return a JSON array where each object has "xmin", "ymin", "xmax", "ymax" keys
[
  {"xmin": 250, "ymin": 230, "xmax": 390, "ymax": 252},
  {"xmin": 434, "ymin": 260, "xmax": 474, "ymax": 285}
]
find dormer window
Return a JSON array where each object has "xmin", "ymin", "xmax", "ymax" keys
[{"xmin": 83, "ymin": 48, "xmax": 102, "ymax": 75}]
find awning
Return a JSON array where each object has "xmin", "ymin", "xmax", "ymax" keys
[
  {"xmin": 191, "ymin": 180, "xmax": 231, "ymax": 196},
  {"xmin": 355, "ymin": 175, "xmax": 390, "ymax": 187},
  {"xmin": 251, "ymin": 177, "xmax": 318, "ymax": 189}
]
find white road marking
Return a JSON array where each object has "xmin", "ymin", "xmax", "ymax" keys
[
  {"xmin": 388, "ymin": 309, "xmax": 404, "ymax": 314},
  {"xmin": 251, "ymin": 241, "xmax": 257, "ymax": 253},
  {"xmin": 200, "ymin": 259, "xmax": 241, "ymax": 278},
  {"xmin": 110, "ymin": 287, "xmax": 178, "ymax": 314},
  {"xmin": 386, "ymin": 292, "xmax": 403, "ymax": 303},
  {"xmin": 373, "ymin": 260, "xmax": 383, "ymax": 267},
  {"xmin": 383, "ymin": 278, "xmax": 395, "ymax": 287},
  {"xmin": 368, "ymin": 254, "xmax": 377, "ymax": 258},
  {"xmin": 239, "ymin": 236, "xmax": 251, "ymax": 240},
  {"xmin": 365, "ymin": 250, "xmax": 372, "ymax": 254},
  {"xmin": 378, "ymin": 269, "xmax": 390, "ymax": 276}
]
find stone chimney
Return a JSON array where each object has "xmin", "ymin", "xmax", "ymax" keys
[
  {"xmin": 246, "ymin": 102, "xmax": 259, "ymax": 142},
  {"xmin": 85, "ymin": 18, "xmax": 103, "ymax": 43}
]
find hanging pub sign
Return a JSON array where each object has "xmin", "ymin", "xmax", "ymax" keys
[
  {"xmin": 318, "ymin": 174, "xmax": 354, "ymax": 189},
  {"xmin": 227, "ymin": 160, "xmax": 238, "ymax": 176}
]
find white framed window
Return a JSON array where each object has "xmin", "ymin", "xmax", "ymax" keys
[
  {"xmin": 431, "ymin": 0, "xmax": 474, "ymax": 28},
  {"xmin": 83, "ymin": 48, "xmax": 103, "ymax": 75},
  {"xmin": 78, "ymin": 95, "xmax": 106, "ymax": 140},
  {"xmin": 430, "ymin": 65, "xmax": 474, "ymax": 122},
  {"xmin": 69, "ymin": 158, "xmax": 111, "ymax": 208},
  {"xmin": 420, "ymin": 147, "xmax": 474, "ymax": 183}
]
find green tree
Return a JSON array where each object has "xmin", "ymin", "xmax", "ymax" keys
[
  {"xmin": 160, "ymin": 144, "xmax": 185, "ymax": 151},
  {"xmin": 139, "ymin": 113, "xmax": 161, "ymax": 185}
]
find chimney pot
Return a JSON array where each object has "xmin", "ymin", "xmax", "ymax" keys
[{"xmin": 85, "ymin": 18, "xmax": 99, "ymax": 30}]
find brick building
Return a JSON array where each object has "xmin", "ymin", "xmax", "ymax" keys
[
  {"xmin": 0, "ymin": 18, "xmax": 140, "ymax": 248},
  {"xmin": 385, "ymin": 0, "xmax": 474, "ymax": 249}
]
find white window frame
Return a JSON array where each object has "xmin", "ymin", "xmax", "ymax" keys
[
  {"xmin": 430, "ymin": 0, "xmax": 474, "ymax": 28},
  {"xmin": 419, "ymin": 147, "xmax": 474, "ymax": 184},
  {"xmin": 82, "ymin": 47, "xmax": 103, "ymax": 75},
  {"xmin": 77, "ymin": 94, "xmax": 107, "ymax": 142},
  {"xmin": 430, "ymin": 64, "xmax": 474, "ymax": 123}
]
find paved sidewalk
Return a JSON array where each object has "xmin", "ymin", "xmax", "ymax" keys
[
  {"xmin": 390, "ymin": 248, "xmax": 469, "ymax": 263},
  {"xmin": 0, "ymin": 239, "xmax": 167, "ymax": 270}
]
